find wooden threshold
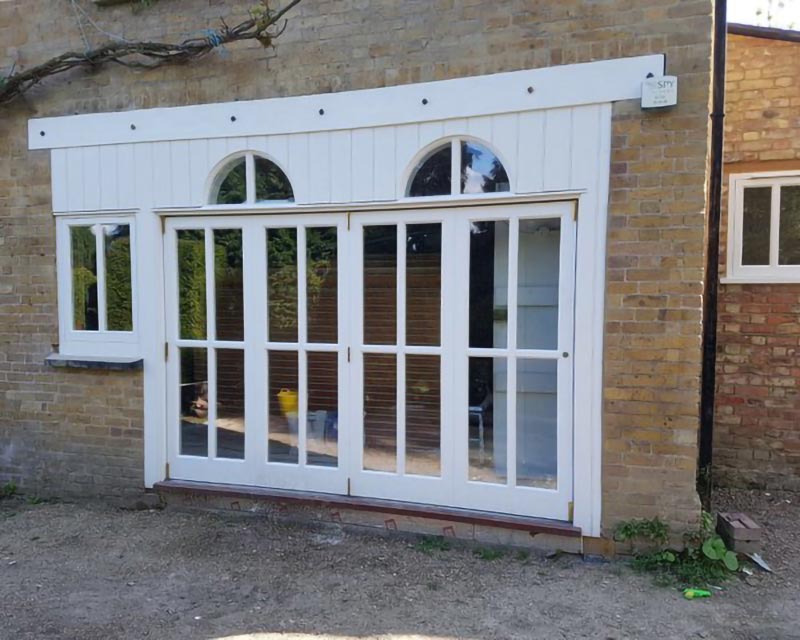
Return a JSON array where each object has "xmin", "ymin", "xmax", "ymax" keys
[{"xmin": 154, "ymin": 480, "xmax": 581, "ymax": 538}]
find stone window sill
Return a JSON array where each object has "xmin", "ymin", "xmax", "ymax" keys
[{"xmin": 45, "ymin": 353, "xmax": 143, "ymax": 371}]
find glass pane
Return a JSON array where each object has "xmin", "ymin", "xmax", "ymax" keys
[
  {"xmin": 469, "ymin": 221, "xmax": 509, "ymax": 349},
  {"xmin": 214, "ymin": 229, "xmax": 244, "ymax": 341},
  {"xmin": 307, "ymin": 227, "xmax": 338, "ymax": 344},
  {"xmin": 461, "ymin": 141, "xmax": 510, "ymax": 194},
  {"xmin": 268, "ymin": 350, "xmax": 299, "ymax": 464},
  {"xmin": 307, "ymin": 351, "xmax": 338, "ymax": 467},
  {"xmin": 406, "ymin": 224, "xmax": 441, "ymax": 347},
  {"xmin": 255, "ymin": 157, "xmax": 294, "ymax": 202},
  {"xmin": 216, "ymin": 349, "xmax": 245, "ymax": 459},
  {"xmin": 468, "ymin": 357, "xmax": 507, "ymax": 484},
  {"xmin": 104, "ymin": 224, "xmax": 133, "ymax": 332},
  {"xmin": 71, "ymin": 226, "xmax": 98, "ymax": 331},
  {"xmin": 267, "ymin": 228, "xmax": 298, "ymax": 343},
  {"xmin": 518, "ymin": 218, "xmax": 560, "ymax": 350},
  {"xmin": 406, "ymin": 355, "xmax": 440, "ymax": 476},
  {"xmin": 364, "ymin": 226, "xmax": 397, "ymax": 345},
  {"xmin": 177, "ymin": 230, "xmax": 207, "ymax": 340},
  {"xmin": 407, "ymin": 143, "xmax": 451, "ymax": 197},
  {"xmin": 180, "ymin": 348, "xmax": 208, "ymax": 457},
  {"xmin": 516, "ymin": 359, "xmax": 558, "ymax": 489},
  {"xmin": 213, "ymin": 157, "xmax": 247, "ymax": 205},
  {"xmin": 779, "ymin": 185, "xmax": 800, "ymax": 265},
  {"xmin": 363, "ymin": 353, "xmax": 397, "ymax": 472},
  {"xmin": 742, "ymin": 187, "xmax": 771, "ymax": 266}
]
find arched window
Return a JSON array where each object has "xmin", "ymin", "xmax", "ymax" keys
[
  {"xmin": 210, "ymin": 152, "xmax": 294, "ymax": 205},
  {"xmin": 407, "ymin": 138, "xmax": 510, "ymax": 197}
]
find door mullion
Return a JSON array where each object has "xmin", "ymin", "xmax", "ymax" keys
[
  {"xmin": 506, "ymin": 216, "xmax": 520, "ymax": 488},
  {"xmin": 205, "ymin": 228, "xmax": 217, "ymax": 459},
  {"xmin": 297, "ymin": 225, "xmax": 308, "ymax": 469},
  {"xmin": 396, "ymin": 223, "xmax": 407, "ymax": 476}
]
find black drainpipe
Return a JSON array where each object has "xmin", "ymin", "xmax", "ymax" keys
[{"xmin": 699, "ymin": 0, "xmax": 727, "ymax": 502}]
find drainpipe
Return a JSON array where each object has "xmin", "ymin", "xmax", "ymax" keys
[{"xmin": 699, "ymin": 0, "xmax": 727, "ymax": 501}]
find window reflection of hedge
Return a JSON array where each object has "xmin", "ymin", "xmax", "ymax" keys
[
  {"xmin": 178, "ymin": 231, "xmax": 207, "ymax": 339},
  {"xmin": 105, "ymin": 226, "xmax": 133, "ymax": 331},
  {"xmin": 71, "ymin": 226, "xmax": 98, "ymax": 331},
  {"xmin": 215, "ymin": 159, "xmax": 247, "ymax": 205},
  {"xmin": 255, "ymin": 157, "xmax": 293, "ymax": 201}
]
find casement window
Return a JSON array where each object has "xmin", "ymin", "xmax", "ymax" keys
[
  {"xmin": 727, "ymin": 172, "xmax": 800, "ymax": 282},
  {"xmin": 55, "ymin": 216, "xmax": 138, "ymax": 357}
]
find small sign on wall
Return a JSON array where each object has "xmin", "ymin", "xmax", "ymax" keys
[{"xmin": 641, "ymin": 76, "xmax": 678, "ymax": 109}]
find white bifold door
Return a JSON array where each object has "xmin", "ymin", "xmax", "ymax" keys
[{"xmin": 164, "ymin": 202, "xmax": 575, "ymax": 521}]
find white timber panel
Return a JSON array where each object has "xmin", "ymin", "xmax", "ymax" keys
[
  {"xmin": 117, "ymin": 144, "xmax": 136, "ymax": 210},
  {"xmin": 99, "ymin": 145, "xmax": 118, "ymax": 211},
  {"xmin": 373, "ymin": 127, "xmax": 396, "ymax": 201},
  {"xmin": 81, "ymin": 146, "xmax": 101, "ymax": 212},
  {"xmin": 152, "ymin": 141, "xmax": 172, "ymax": 209},
  {"xmin": 395, "ymin": 123, "xmax": 419, "ymax": 194},
  {"xmin": 170, "ymin": 140, "xmax": 192, "ymax": 206},
  {"xmin": 51, "ymin": 103, "xmax": 608, "ymax": 213},
  {"xmin": 308, "ymin": 132, "xmax": 332, "ymax": 203},
  {"xmin": 517, "ymin": 111, "xmax": 546, "ymax": 193},
  {"xmin": 188, "ymin": 139, "xmax": 209, "ymax": 206},
  {"xmin": 330, "ymin": 130, "xmax": 353, "ymax": 203},
  {"xmin": 31, "ymin": 55, "xmax": 664, "ymax": 149},
  {"xmin": 351, "ymin": 128, "xmax": 375, "ymax": 202},
  {"xmin": 288, "ymin": 133, "xmax": 311, "ymax": 204},
  {"xmin": 490, "ymin": 113, "xmax": 519, "ymax": 192},
  {"xmin": 50, "ymin": 149, "xmax": 68, "ymax": 212},
  {"xmin": 543, "ymin": 108, "xmax": 573, "ymax": 191}
]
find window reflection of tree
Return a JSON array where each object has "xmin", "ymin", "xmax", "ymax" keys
[{"xmin": 408, "ymin": 145, "xmax": 452, "ymax": 197}]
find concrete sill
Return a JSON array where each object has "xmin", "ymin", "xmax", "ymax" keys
[
  {"xmin": 45, "ymin": 353, "xmax": 143, "ymax": 371},
  {"xmin": 156, "ymin": 479, "xmax": 582, "ymax": 538}
]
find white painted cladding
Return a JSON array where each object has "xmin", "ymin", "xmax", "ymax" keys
[{"xmin": 50, "ymin": 106, "xmax": 605, "ymax": 212}]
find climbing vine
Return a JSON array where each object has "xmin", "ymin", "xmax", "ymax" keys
[{"xmin": 0, "ymin": 0, "xmax": 302, "ymax": 106}]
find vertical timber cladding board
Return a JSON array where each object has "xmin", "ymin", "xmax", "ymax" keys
[{"xmin": 50, "ymin": 106, "xmax": 602, "ymax": 212}]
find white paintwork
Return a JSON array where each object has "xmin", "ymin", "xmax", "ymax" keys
[
  {"xmin": 29, "ymin": 55, "xmax": 664, "ymax": 150},
  {"xmin": 26, "ymin": 59, "xmax": 642, "ymax": 534},
  {"xmin": 726, "ymin": 171, "xmax": 800, "ymax": 283},
  {"xmin": 55, "ymin": 215, "xmax": 139, "ymax": 358}
]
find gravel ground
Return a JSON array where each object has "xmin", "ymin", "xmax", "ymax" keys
[{"xmin": 0, "ymin": 489, "xmax": 797, "ymax": 640}]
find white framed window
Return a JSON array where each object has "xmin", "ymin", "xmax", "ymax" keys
[
  {"xmin": 727, "ymin": 172, "xmax": 800, "ymax": 283},
  {"xmin": 208, "ymin": 152, "xmax": 294, "ymax": 205},
  {"xmin": 55, "ymin": 215, "xmax": 139, "ymax": 357},
  {"xmin": 406, "ymin": 138, "xmax": 511, "ymax": 198}
]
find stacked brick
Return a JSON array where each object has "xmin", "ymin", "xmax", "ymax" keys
[
  {"xmin": 0, "ymin": 0, "xmax": 713, "ymax": 533},
  {"xmin": 715, "ymin": 32, "xmax": 800, "ymax": 491}
]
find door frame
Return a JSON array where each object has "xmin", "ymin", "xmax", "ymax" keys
[{"xmin": 155, "ymin": 189, "xmax": 607, "ymax": 535}]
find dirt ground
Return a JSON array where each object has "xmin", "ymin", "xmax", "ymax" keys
[{"xmin": 0, "ymin": 489, "xmax": 797, "ymax": 640}]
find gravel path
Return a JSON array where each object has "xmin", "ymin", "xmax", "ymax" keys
[{"xmin": 0, "ymin": 489, "xmax": 796, "ymax": 640}]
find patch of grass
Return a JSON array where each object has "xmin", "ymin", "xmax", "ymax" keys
[
  {"xmin": 26, "ymin": 495, "xmax": 43, "ymax": 506},
  {"xmin": 516, "ymin": 550, "xmax": 530, "ymax": 562},
  {"xmin": 414, "ymin": 536, "xmax": 451, "ymax": 554},
  {"xmin": 474, "ymin": 547, "xmax": 505, "ymax": 561},
  {"xmin": 1, "ymin": 481, "xmax": 17, "ymax": 499}
]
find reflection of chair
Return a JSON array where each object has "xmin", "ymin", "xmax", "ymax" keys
[
  {"xmin": 469, "ymin": 392, "xmax": 492, "ymax": 463},
  {"xmin": 324, "ymin": 411, "xmax": 338, "ymax": 442}
]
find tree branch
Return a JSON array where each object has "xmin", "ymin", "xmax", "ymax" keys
[{"xmin": 0, "ymin": 0, "xmax": 303, "ymax": 106}]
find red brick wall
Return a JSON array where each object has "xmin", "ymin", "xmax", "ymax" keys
[{"xmin": 715, "ymin": 32, "xmax": 800, "ymax": 490}]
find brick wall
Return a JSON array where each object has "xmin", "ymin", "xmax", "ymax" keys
[
  {"xmin": 0, "ymin": 0, "xmax": 713, "ymax": 532},
  {"xmin": 715, "ymin": 32, "xmax": 800, "ymax": 490}
]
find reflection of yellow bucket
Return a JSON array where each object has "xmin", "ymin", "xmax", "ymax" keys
[{"xmin": 277, "ymin": 388, "xmax": 298, "ymax": 417}]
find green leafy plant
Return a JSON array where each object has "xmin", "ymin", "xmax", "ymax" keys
[
  {"xmin": 617, "ymin": 512, "xmax": 740, "ymax": 587},
  {"xmin": 26, "ymin": 495, "xmax": 43, "ymax": 506},
  {"xmin": 414, "ymin": 536, "xmax": 451, "ymax": 554},
  {"xmin": 615, "ymin": 517, "xmax": 669, "ymax": 546},
  {"xmin": 474, "ymin": 547, "xmax": 505, "ymax": 561},
  {"xmin": 1, "ymin": 481, "xmax": 17, "ymax": 498}
]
